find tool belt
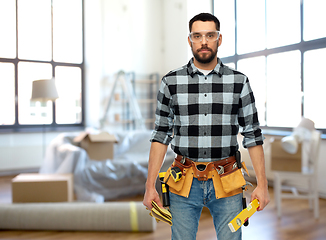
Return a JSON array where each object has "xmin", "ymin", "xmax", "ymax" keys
[{"xmin": 164, "ymin": 154, "xmax": 250, "ymax": 199}]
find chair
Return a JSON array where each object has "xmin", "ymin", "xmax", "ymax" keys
[{"xmin": 273, "ymin": 130, "xmax": 322, "ymax": 219}]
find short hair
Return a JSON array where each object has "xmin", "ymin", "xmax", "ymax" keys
[{"xmin": 189, "ymin": 13, "xmax": 220, "ymax": 32}]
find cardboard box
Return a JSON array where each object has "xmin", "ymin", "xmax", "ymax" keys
[
  {"xmin": 74, "ymin": 131, "xmax": 118, "ymax": 160},
  {"xmin": 270, "ymin": 138, "xmax": 302, "ymax": 172},
  {"xmin": 12, "ymin": 173, "xmax": 74, "ymax": 203}
]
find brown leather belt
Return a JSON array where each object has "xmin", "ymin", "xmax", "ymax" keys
[{"xmin": 174, "ymin": 155, "xmax": 237, "ymax": 181}]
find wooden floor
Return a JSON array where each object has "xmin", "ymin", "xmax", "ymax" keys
[{"xmin": 0, "ymin": 175, "xmax": 325, "ymax": 240}]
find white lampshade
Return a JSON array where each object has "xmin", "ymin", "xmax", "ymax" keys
[
  {"xmin": 281, "ymin": 117, "xmax": 315, "ymax": 154},
  {"xmin": 31, "ymin": 78, "xmax": 59, "ymax": 101},
  {"xmin": 281, "ymin": 135, "xmax": 299, "ymax": 154}
]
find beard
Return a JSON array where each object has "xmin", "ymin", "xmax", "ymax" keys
[{"xmin": 192, "ymin": 45, "xmax": 218, "ymax": 64}]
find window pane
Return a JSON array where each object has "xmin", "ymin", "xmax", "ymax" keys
[
  {"xmin": 237, "ymin": 0, "xmax": 265, "ymax": 54},
  {"xmin": 266, "ymin": 51, "xmax": 301, "ymax": 127},
  {"xmin": 18, "ymin": 62, "xmax": 53, "ymax": 124},
  {"xmin": 18, "ymin": 0, "xmax": 52, "ymax": 61},
  {"xmin": 55, "ymin": 66, "xmax": 82, "ymax": 124},
  {"xmin": 0, "ymin": 0, "xmax": 16, "ymax": 58},
  {"xmin": 304, "ymin": 48, "xmax": 326, "ymax": 128},
  {"xmin": 0, "ymin": 63, "xmax": 15, "ymax": 125},
  {"xmin": 224, "ymin": 62, "xmax": 235, "ymax": 69},
  {"xmin": 237, "ymin": 56, "xmax": 266, "ymax": 126},
  {"xmin": 303, "ymin": 0, "xmax": 326, "ymax": 41},
  {"xmin": 266, "ymin": 0, "xmax": 300, "ymax": 49},
  {"xmin": 53, "ymin": 0, "xmax": 83, "ymax": 63},
  {"xmin": 214, "ymin": 1, "xmax": 235, "ymax": 57}
]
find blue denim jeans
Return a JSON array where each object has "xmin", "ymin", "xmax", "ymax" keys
[{"xmin": 169, "ymin": 178, "xmax": 242, "ymax": 240}]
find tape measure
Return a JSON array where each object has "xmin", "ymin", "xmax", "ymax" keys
[{"xmin": 170, "ymin": 166, "xmax": 182, "ymax": 182}]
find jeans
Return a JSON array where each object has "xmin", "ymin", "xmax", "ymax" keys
[{"xmin": 169, "ymin": 178, "xmax": 242, "ymax": 240}]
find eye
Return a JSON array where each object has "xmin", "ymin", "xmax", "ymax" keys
[
  {"xmin": 207, "ymin": 32, "xmax": 216, "ymax": 38},
  {"xmin": 193, "ymin": 33, "xmax": 201, "ymax": 39}
]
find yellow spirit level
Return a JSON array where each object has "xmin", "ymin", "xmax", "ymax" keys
[{"xmin": 228, "ymin": 199, "xmax": 259, "ymax": 233}]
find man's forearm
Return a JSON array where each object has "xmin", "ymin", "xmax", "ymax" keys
[
  {"xmin": 143, "ymin": 141, "xmax": 169, "ymax": 209},
  {"xmin": 146, "ymin": 141, "xmax": 168, "ymax": 189},
  {"xmin": 247, "ymin": 144, "xmax": 270, "ymax": 210},
  {"xmin": 247, "ymin": 145, "xmax": 268, "ymax": 187}
]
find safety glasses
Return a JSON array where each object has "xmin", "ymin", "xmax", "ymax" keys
[{"xmin": 189, "ymin": 30, "xmax": 220, "ymax": 43}]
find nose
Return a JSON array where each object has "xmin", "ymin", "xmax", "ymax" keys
[{"xmin": 201, "ymin": 35, "xmax": 208, "ymax": 44}]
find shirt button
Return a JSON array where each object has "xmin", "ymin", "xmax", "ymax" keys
[
  {"xmin": 205, "ymin": 77, "xmax": 207, "ymax": 80},
  {"xmin": 204, "ymin": 113, "xmax": 207, "ymax": 116},
  {"xmin": 204, "ymin": 94, "xmax": 207, "ymax": 97}
]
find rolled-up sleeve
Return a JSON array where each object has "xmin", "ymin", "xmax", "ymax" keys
[
  {"xmin": 238, "ymin": 77, "xmax": 264, "ymax": 148},
  {"xmin": 150, "ymin": 78, "xmax": 174, "ymax": 145}
]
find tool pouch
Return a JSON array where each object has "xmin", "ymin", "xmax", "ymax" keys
[
  {"xmin": 220, "ymin": 168, "xmax": 246, "ymax": 193},
  {"xmin": 164, "ymin": 163, "xmax": 194, "ymax": 198}
]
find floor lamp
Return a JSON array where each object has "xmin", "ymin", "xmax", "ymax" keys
[{"xmin": 30, "ymin": 78, "xmax": 59, "ymax": 158}]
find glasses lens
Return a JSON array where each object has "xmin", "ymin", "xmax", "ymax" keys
[
  {"xmin": 206, "ymin": 31, "xmax": 218, "ymax": 41},
  {"xmin": 190, "ymin": 32, "xmax": 202, "ymax": 43}
]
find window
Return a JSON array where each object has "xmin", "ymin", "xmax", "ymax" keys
[
  {"xmin": 213, "ymin": 0, "xmax": 326, "ymax": 133},
  {"xmin": 237, "ymin": 56, "xmax": 266, "ymax": 126},
  {"xmin": 0, "ymin": 0, "xmax": 84, "ymax": 131},
  {"xmin": 303, "ymin": 48, "xmax": 326, "ymax": 129},
  {"xmin": 236, "ymin": 0, "xmax": 265, "ymax": 55}
]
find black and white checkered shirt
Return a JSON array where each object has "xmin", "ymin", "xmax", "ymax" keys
[{"xmin": 150, "ymin": 58, "xmax": 264, "ymax": 162}]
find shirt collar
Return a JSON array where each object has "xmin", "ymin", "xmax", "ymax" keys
[{"xmin": 187, "ymin": 58, "xmax": 224, "ymax": 78}]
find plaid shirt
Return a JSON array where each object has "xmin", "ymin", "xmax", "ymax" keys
[{"xmin": 150, "ymin": 58, "xmax": 264, "ymax": 162}]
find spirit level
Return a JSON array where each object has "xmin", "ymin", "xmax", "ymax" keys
[{"xmin": 228, "ymin": 199, "xmax": 259, "ymax": 233}]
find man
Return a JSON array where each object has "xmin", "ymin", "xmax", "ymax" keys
[{"xmin": 143, "ymin": 13, "xmax": 270, "ymax": 240}]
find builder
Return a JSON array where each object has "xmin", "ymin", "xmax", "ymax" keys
[{"xmin": 143, "ymin": 13, "xmax": 270, "ymax": 240}]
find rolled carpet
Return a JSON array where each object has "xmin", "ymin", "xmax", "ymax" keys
[{"xmin": 0, "ymin": 201, "xmax": 156, "ymax": 232}]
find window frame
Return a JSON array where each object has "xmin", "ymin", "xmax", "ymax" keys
[
  {"xmin": 213, "ymin": 0, "xmax": 326, "ymax": 134},
  {"xmin": 0, "ymin": 0, "xmax": 85, "ymax": 133}
]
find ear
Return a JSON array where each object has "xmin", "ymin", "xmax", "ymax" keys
[
  {"xmin": 188, "ymin": 36, "xmax": 192, "ymax": 47},
  {"xmin": 218, "ymin": 34, "xmax": 222, "ymax": 47}
]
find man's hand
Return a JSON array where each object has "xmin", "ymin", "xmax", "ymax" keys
[
  {"xmin": 250, "ymin": 184, "xmax": 270, "ymax": 211},
  {"xmin": 143, "ymin": 186, "xmax": 164, "ymax": 210}
]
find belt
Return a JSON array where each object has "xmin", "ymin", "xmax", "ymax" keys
[{"xmin": 174, "ymin": 155, "xmax": 237, "ymax": 181}]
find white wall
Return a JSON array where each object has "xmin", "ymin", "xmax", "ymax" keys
[
  {"xmin": 100, "ymin": 0, "xmax": 164, "ymax": 75},
  {"xmin": 162, "ymin": 0, "xmax": 188, "ymax": 74},
  {"xmin": 84, "ymin": 0, "xmax": 104, "ymax": 130},
  {"xmin": 0, "ymin": 132, "xmax": 63, "ymax": 173}
]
